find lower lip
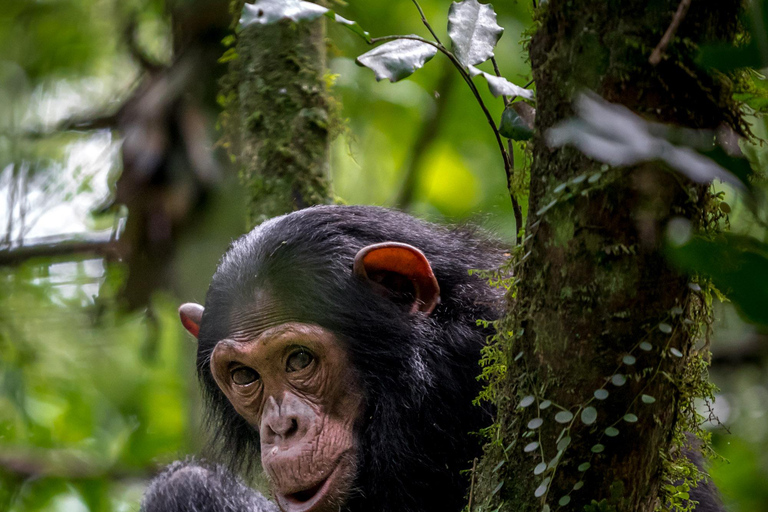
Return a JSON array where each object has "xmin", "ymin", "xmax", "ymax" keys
[{"xmin": 277, "ymin": 463, "xmax": 341, "ymax": 512}]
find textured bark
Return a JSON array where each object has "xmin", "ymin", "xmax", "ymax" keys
[
  {"xmin": 223, "ymin": 2, "xmax": 332, "ymax": 229},
  {"xmin": 474, "ymin": 1, "xmax": 742, "ymax": 511}
]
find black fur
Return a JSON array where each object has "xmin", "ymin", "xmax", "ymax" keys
[{"xmin": 141, "ymin": 205, "xmax": 725, "ymax": 512}]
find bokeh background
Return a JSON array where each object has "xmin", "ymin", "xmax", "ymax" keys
[{"xmin": 0, "ymin": 0, "xmax": 766, "ymax": 510}]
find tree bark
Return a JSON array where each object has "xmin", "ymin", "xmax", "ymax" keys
[
  {"xmin": 222, "ymin": 2, "xmax": 333, "ymax": 229},
  {"xmin": 475, "ymin": 1, "xmax": 743, "ymax": 511}
]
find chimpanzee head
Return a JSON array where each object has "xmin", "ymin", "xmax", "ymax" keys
[{"xmin": 178, "ymin": 205, "xmax": 505, "ymax": 512}]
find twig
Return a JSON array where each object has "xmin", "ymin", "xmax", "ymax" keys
[
  {"xmin": 411, "ymin": 0, "xmax": 442, "ymax": 44},
  {"xmin": 649, "ymin": 0, "xmax": 692, "ymax": 65},
  {"xmin": 468, "ymin": 457, "xmax": 478, "ymax": 512},
  {"xmin": 0, "ymin": 231, "xmax": 121, "ymax": 266},
  {"xmin": 491, "ymin": 57, "xmax": 509, "ymax": 106}
]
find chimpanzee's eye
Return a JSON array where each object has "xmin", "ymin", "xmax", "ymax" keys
[
  {"xmin": 231, "ymin": 367, "xmax": 259, "ymax": 385},
  {"xmin": 286, "ymin": 349, "xmax": 314, "ymax": 372}
]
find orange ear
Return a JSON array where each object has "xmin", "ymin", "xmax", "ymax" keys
[
  {"xmin": 353, "ymin": 242, "xmax": 440, "ymax": 315},
  {"xmin": 179, "ymin": 303, "xmax": 204, "ymax": 339}
]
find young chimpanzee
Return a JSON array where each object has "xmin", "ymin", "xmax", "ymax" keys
[
  {"xmin": 142, "ymin": 205, "xmax": 506, "ymax": 512},
  {"xmin": 141, "ymin": 205, "xmax": 725, "ymax": 512}
]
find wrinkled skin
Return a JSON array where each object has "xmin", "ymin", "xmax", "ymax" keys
[{"xmin": 210, "ymin": 322, "xmax": 363, "ymax": 512}]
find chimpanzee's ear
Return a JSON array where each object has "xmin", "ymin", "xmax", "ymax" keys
[
  {"xmin": 179, "ymin": 303, "xmax": 204, "ymax": 339},
  {"xmin": 354, "ymin": 242, "xmax": 440, "ymax": 315}
]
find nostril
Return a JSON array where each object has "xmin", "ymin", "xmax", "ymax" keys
[{"xmin": 286, "ymin": 418, "xmax": 299, "ymax": 438}]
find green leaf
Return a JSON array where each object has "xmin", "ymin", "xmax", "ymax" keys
[
  {"xmin": 528, "ymin": 417, "xmax": 544, "ymax": 429},
  {"xmin": 622, "ymin": 355, "xmax": 636, "ymax": 365},
  {"xmin": 500, "ymin": 107, "xmax": 534, "ymax": 140},
  {"xmin": 356, "ymin": 38, "xmax": 438, "ymax": 82},
  {"xmin": 524, "ymin": 441, "xmax": 539, "ymax": 452},
  {"xmin": 557, "ymin": 436, "xmax": 572, "ymax": 451},
  {"xmin": 591, "ymin": 444, "xmax": 605, "ymax": 453},
  {"xmin": 534, "ymin": 462, "xmax": 547, "ymax": 475},
  {"xmin": 593, "ymin": 389, "xmax": 609, "ymax": 400},
  {"xmin": 605, "ymin": 427, "xmax": 619, "ymax": 437},
  {"xmin": 623, "ymin": 413, "xmax": 638, "ymax": 423},
  {"xmin": 665, "ymin": 234, "xmax": 768, "ymax": 326},
  {"xmin": 555, "ymin": 411, "xmax": 574, "ymax": 423},
  {"xmin": 611, "ymin": 374, "xmax": 626, "ymax": 386},
  {"xmin": 519, "ymin": 395, "xmax": 535, "ymax": 408},
  {"xmin": 578, "ymin": 462, "xmax": 591, "ymax": 472},
  {"xmin": 639, "ymin": 341, "xmax": 653, "ymax": 352},
  {"xmin": 447, "ymin": 0, "xmax": 504, "ymax": 68},
  {"xmin": 641, "ymin": 394, "xmax": 656, "ymax": 404},
  {"xmin": 559, "ymin": 496, "xmax": 571, "ymax": 506}
]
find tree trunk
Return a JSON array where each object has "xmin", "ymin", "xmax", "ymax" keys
[
  {"xmin": 475, "ymin": 1, "xmax": 743, "ymax": 511},
  {"xmin": 222, "ymin": 2, "xmax": 333, "ymax": 229}
]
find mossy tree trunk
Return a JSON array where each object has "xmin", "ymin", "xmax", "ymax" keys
[
  {"xmin": 475, "ymin": 1, "xmax": 742, "ymax": 511},
  {"xmin": 222, "ymin": 2, "xmax": 333, "ymax": 229}
]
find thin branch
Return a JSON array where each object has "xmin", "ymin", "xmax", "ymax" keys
[
  {"xmin": 490, "ymin": 57, "xmax": 509, "ymax": 106},
  {"xmin": 411, "ymin": 0, "xmax": 442, "ymax": 44},
  {"xmin": 649, "ymin": 0, "xmax": 692, "ymax": 65},
  {"xmin": 468, "ymin": 457, "xmax": 478, "ymax": 512},
  {"xmin": 367, "ymin": 34, "xmax": 519, "ymax": 239},
  {"xmin": 0, "ymin": 231, "xmax": 121, "ymax": 266}
]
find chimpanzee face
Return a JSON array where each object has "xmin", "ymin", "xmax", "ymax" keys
[
  {"xmin": 177, "ymin": 241, "xmax": 441, "ymax": 512},
  {"xmin": 210, "ymin": 321, "xmax": 363, "ymax": 512}
]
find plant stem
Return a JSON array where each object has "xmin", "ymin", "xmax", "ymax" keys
[
  {"xmin": 367, "ymin": 34, "xmax": 522, "ymax": 241},
  {"xmin": 410, "ymin": 0, "xmax": 442, "ymax": 44}
]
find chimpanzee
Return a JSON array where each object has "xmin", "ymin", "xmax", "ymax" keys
[{"xmin": 141, "ymin": 205, "xmax": 725, "ymax": 512}]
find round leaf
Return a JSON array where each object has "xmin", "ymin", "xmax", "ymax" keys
[
  {"xmin": 577, "ymin": 462, "xmax": 591, "ymax": 472},
  {"xmin": 539, "ymin": 400, "xmax": 552, "ymax": 410},
  {"xmin": 641, "ymin": 394, "xmax": 656, "ymax": 404},
  {"xmin": 559, "ymin": 496, "xmax": 571, "ymax": 506},
  {"xmin": 623, "ymin": 413, "xmax": 638, "ymax": 423},
  {"xmin": 573, "ymin": 481, "xmax": 584, "ymax": 491},
  {"xmin": 534, "ymin": 462, "xmax": 547, "ymax": 475},
  {"xmin": 605, "ymin": 426, "xmax": 619, "ymax": 437},
  {"xmin": 611, "ymin": 374, "xmax": 626, "ymax": 386},
  {"xmin": 520, "ymin": 395, "xmax": 535, "ymax": 408},
  {"xmin": 557, "ymin": 436, "xmax": 571, "ymax": 451},
  {"xmin": 581, "ymin": 407, "xmax": 598, "ymax": 425},
  {"xmin": 447, "ymin": 0, "xmax": 504, "ymax": 68},
  {"xmin": 528, "ymin": 417, "xmax": 544, "ymax": 430},
  {"xmin": 639, "ymin": 341, "xmax": 653, "ymax": 352},
  {"xmin": 356, "ymin": 38, "xmax": 438, "ymax": 82},
  {"xmin": 591, "ymin": 444, "xmax": 605, "ymax": 453},
  {"xmin": 622, "ymin": 355, "xmax": 636, "ymax": 365},
  {"xmin": 594, "ymin": 389, "xmax": 609, "ymax": 400},
  {"xmin": 659, "ymin": 322, "xmax": 673, "ymax": 333},
  {"xmin": 670, "ymin": 348, "xmax": 683, "ymax": 357},
  {"xmin": 555, "ymin": 411, "xmax": 574, "ymax": 423},
  {"xmin": 500, "ymin": 108, "xmax": 533, "ymax": 141},
  {"xmin": 524, "ymin": 441, "xmax": 539, "ymax": 453}
]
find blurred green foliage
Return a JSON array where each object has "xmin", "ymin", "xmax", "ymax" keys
[{"xmin": 1, "ymin": 0, "xmax": 768, "ymax": 511}]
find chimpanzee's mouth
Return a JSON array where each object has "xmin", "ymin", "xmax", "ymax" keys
[
  {"xmin": 286, "ymin": 479, "xmax": 327, "ymax": 503},
  {"xmin": 277, "ymin": 463, "xmax": 341, "ymax": 512}
]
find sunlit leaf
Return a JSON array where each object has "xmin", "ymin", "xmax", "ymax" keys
[
  {"xmin": 546, "ymin": 92, "xmax": 749, "ymax": 190},
  {"xmin": 447, "ymin": 0, "xmax": 504, "ymax": 68},
  {"xmin": 356, "ymin": 38, "xmax": 438, "ymax": 82},
  {"xmin": 469, "ymin": 66, "xmax": 534, "ymax": 100},
  {"xmin": 240, "ymin": 0, "xmax": 328, "ymax": 25}
]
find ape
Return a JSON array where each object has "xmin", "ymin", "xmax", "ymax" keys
[
  {"xmin": 141, "ymin": 205, "xmax": 724, "ymax": 512},
  {"xmin": 143, "ymin": 205, "xmax": 506, "ymax": 512}
]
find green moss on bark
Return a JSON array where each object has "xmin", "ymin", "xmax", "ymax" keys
[
  {"xmin": 220, "ymin": 1, "xmax": 333, "ymax": 229},
  {"xmin": 472, "ymin": 1, "xmax": 743, "ymax": 511}
]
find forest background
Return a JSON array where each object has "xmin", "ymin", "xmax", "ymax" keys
[{"xmin": 1, "ymin": 0, "xmax": 767, "ymax": 510}]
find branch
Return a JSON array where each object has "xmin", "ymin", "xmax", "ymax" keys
[
  {"xmin": 649, "ymin": 0, "xmax": 692, "ymax": 65},
  {"xmin": 411, "ymin": 0, "xmax": 442, "ymax": 45},
  {"xmin": 0, "ymin": 231, "xmax": 121, "ymax": 266}
]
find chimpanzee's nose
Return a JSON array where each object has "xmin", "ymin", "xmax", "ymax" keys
[{"xmin": 260, "ymin": 394, "xmax": 312, "ymax": 448}]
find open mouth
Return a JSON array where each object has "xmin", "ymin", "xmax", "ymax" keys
[
  {"xmin": 285, "ymin": 478, "xmax": 327, "ymax": 504},
  {"xmin": 277, "ymin": 464, "xmax": 340, "ymax": 512}
]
